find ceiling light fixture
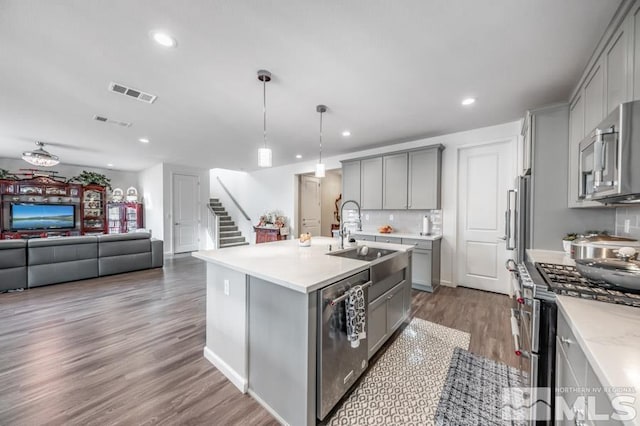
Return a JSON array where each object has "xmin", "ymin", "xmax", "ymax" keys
[
  {"xmin": 150, "ymin": 31, "xmax": 177, "ymax": 48},
  {"xmin": 315, "ymin": 104, "xmax": 327, "ymax": 178},
  {"xmin": 342, "ymin": 130, "xmax": 351, "ymax": 137},
  {"xmin": 257, "ymin": 69, "xmax": 273, "ymax": 168},
  {"xmin": 461, "ymin": 97, "xmax": 476, "ymax": 106},
  {"xmin": 22, "ymin": 142, "xmax": 60, "ymax": 167},
  {"xmin": 107, "ymin": 163, "xmax": 114, "ymax": 168},
  {"xmin": 296, "ymin": 154, "xmax": 302, "ymax": 159},
  {"xmin": 138, "ymin": 138, "xmax": 150, "ymax": 143}
]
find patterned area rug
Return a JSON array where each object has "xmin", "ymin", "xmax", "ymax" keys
[
  {"xmin": 435, "ymin": 348, "xmax": 526, "ymax": 426},
  {"xmin": 327, "ymin": 318, "xmax": 470, "ymax": 426}
]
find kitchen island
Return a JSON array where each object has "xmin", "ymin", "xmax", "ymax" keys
[{"xmin": 193, "ymin": 237, "xmax": 413, "ymax": 425}]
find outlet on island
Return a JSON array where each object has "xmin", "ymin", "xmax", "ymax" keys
[{"xmin": 224, "ymin": 279, "xmax": 230, "ymax": 296}]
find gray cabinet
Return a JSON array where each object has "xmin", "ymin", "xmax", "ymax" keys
[
  {"xmin": 367, "ymin": 280, "xmax": 409, "ymax": 359},
  {"xmin": 584, "ymin": 60, "xmax": 605, "ymax": 135},
  {"xmin": 341, "ymin": 145, "xmax": 443, "ymax": 212},
  {"xmin": 408, "ymin": 147, "xmax": 442, "ymax": 209},
  {"xmin": 360, "ymin": 157, "xmax": 383, "ymax": 210},
  {"xmin": 342, "ymin": 160, "xmax": 361, "ymax": 205},
  {"xmin": 555, "ymin": 308, "xmax": 623, "ymax": 425},
  {"xmin": 374, "ymin": 235, "xmax": 402, "ymax": 244},
  {"xmin": 367, "ymin": 294, "xmax": 387, "ymax": 358},
  {"xmin": 382, "ymin": 153, "xmax": 408, "ymax": 209},
  {"xmin": 605, "ymin": 27, "xmax": 629, "ymax": 114},
  {"xmin": 403, "ymin": 238, "xmax": 440, "ymax": 292}
]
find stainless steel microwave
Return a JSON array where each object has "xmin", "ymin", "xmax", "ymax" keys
[{"xmin": 578, "ymin": 100, "xmax": 640, "ymax": 204}]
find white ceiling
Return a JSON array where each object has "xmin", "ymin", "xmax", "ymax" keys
[{"xmin": 0, "ymin": 0, "xmax": 621, "ymax": 172}]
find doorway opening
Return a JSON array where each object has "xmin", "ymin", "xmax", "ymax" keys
[{"xmin": 297, "ymin": 169, "xmax": 342, "ymax": 237}]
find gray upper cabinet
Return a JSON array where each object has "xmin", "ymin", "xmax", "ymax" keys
[
  {"xmin": 360, "ymin": 157, "xmax": 383, "ymax": 209},
  {"xmin": 568, "ymin": 94, "xmax": 601, "ymax": 208},
  {"xmin": 341, "ymin": 145, "xmax": 443, "ymax": 211},
  {"xmin": 583, "ymin": 60, "xmax": 605, "ymax": 135},
  {"xmin": 408, "ymin": 147, "xmax": 441, "ymax": 209},
  {"xmin": 382, "ymin": 153, "xmax": 408, "ymax": 209},
  {"xmin": 342, "ymin": 160, "xmax": 361, "ymax": 205},
  {"xmin": 633, "ymin": 3, "xmax": 640, "ymax": 100},
  {"xmin": 605, "ymin": 27, "xmax": 629, "ymax": 113}
]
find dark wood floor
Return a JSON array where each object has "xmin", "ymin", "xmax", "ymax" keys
[{"xmin": 0, "ymin": 257, "xmax": 517, "ymax": 425}]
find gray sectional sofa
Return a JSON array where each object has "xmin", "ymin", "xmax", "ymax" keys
[
  {"xmin": 0, "ymin": 240, "xmax": 27, "ymax": 291},
  {"xmin": 1, "ymin": 232, "xmax": 163, "ymax": 291}
]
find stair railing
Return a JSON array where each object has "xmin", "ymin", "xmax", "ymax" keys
[
  {"xmin": 206, "ymin": 204, "xmax": 220, "ymax": 249},
  {"xmin": 216, "ymin": 176, "xmax": 251, "ymax": 221}
]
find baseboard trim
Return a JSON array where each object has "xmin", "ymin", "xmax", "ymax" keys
[
  {"xmin": 248, "ymin": 388, "xmax": 290, "ymax": 426},
  {"xmin": 203, "ymin": 346, "xmax": 247, "ymax": 393},
  {"xmin": 440, "ymin": 280, "xmax": 455, "ymax": 287}
]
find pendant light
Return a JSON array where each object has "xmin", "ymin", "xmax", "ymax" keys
[
  {"xmin": 22, "ymin": 141, "xmax": 60, "ymax": 167},
  {"xmin": 315, "ymin": 104, "xmax": 327, "ymax": 178},
  {"xmin": 257, "ymin": 69, "xmax": 272, "ymax": 168}
]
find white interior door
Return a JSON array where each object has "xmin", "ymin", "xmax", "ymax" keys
[
  {"xmin": 300, "ymin": 175, "xmax": 321, "ymax": 236},
  {"xmin": 457, "ymin": 141, "xmax": 514, "ymax": 294},
  {"xmin": 173, "ymin": 173, "xmax": 200, "ymax": 253}
]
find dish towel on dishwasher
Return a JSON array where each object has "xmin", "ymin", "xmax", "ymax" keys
[{"xmin": 346, "ymin": 284, "xmax": 366, "ymax": 348}]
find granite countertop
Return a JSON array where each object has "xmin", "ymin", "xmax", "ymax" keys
[
  {"xmin": 556, "ymin": 295, "xmax": 640, "ymax": 425},
  {"xmin": 192, "ymin": 236, "xmax": 413, "ymax": 294},
  {"xmin": 353, "ymin": 231, "xmax": 442, "ymax": 241}
]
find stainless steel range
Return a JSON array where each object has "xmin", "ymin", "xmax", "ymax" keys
[{"xmin": 535, "ymin": 262, "xmax": 640, "ymax": 308}]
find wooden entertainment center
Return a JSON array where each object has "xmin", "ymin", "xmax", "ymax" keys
[{"xmin": 0, "ymin": 176, "xmax": 107, "ymax": 239}]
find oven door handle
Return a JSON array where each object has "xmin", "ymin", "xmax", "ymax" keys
[
  {"xmin": 510, "ymin": 308, "xmax": 530, "ymax": 358},
  {"xmin": 531, "ymin": 299, "xmax": 540, "ymax": 353}
]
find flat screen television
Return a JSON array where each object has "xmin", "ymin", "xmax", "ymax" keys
[{"xmin": 10, "ymin": 203, "xmax": 76, "ymax": 231}]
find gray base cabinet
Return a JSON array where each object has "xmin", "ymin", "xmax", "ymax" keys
[
  {"xmin": 367, "ymin": 279, "xmax": 410, "ymax": 359},
  {"xmin": 555, "ymin": 308, "xmax": 623, "ymax": 425}
]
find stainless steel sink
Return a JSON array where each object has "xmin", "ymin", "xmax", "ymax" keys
[{"xmin": 328, "ymin": 247, "xmax": 397, "ymax": 262}]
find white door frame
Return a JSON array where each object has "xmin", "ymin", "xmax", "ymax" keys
[
  {"xmin": 453, "ymin": 137, "xmax": 517, "ymax": 288},
  {"xmin": 170, "ymin": 171, "xmax": 201, "ymax": 255}
]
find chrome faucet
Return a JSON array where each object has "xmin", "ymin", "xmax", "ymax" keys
[{"xmin": 340, "ymin": 200, "xmax": 362, "ymax": 249}]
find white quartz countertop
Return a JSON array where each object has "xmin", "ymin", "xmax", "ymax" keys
[
  {"xmin": 556, "ymin": 295, "xmax": 640, "ymax": 425},
  {"xmin": 192, "ymin": 237, "xmax": 413, "ymax": 294},
  {"xmin": 526, "ymin": 249, "xmax": 575, "ymax": 266},
  {"xmin": 354, "ymin": 231, "xmax": 442, "ymax": 241}
]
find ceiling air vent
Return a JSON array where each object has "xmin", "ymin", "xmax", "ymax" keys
[
  {"xmin": 108, "ymin": 82, "xmax": 157, "ymax": 104},
  {"xmin": 93, "ymin": 115, "xmax": 132, "ymax": 127}
]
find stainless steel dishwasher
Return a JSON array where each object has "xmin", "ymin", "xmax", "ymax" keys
[{"xmin": 317, "ymin": 269, "xmax": 371, "ymax": 421}]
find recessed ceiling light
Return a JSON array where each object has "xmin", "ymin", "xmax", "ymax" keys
[
  {"xmin": 461, "ymin": 97, "xmax": 476, "ymax": 106},
  {"xmin": 296, "ymin": 154, "xmax": 302, "ymax": 159},
  {"xmin": 107, "ymin": 163, "xmax": 114, "ymax": 167},
  {"xmin": 342, "ymin": 130, "xmax": 351, "ymax": 137},
  {"xmin": 138, "ymin": 138, "xmax": 150, "ymax": 143},
  {"xmin": 150, "ymin": 31, "xmax": 177, "ymax": 48}
]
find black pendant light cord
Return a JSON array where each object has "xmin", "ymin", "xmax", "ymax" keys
[
  {"xmin": 263, "ymin": 77, "xmax": 267, "ymax": 149},
  {"xmin": 319, "ymin": 110, "xmax": 323, "ymax": 164}
]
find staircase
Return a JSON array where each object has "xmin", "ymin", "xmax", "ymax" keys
[{"xmin": 209, "ymin": 198, "xmax": 249, "ymax": 248}]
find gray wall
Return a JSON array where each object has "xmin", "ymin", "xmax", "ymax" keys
[{"xmin": 531, "ymin": 104, "xmax": 615, "ymax": 250}]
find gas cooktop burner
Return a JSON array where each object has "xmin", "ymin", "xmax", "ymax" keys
[{"xmin": 535, "ymin": 262, "xmax": 640, "ymax": 308}]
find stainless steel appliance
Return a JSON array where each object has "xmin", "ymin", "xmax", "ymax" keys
[
  {"xmin": 508, "ymin": 263, "xmax": 557, "ymax": 424},
  {"xmin": 578, "ymin": 100, "xmax": 640, "ymax": 203},
  {"xmin": 317, "ymin": 269, "xmax": 371, "ymax": 421},
  {"xmin": 539, "ymin": 262, "xmax": 640, "ymax": 305},
  {"xmin": 504, "ymin": 175, "xmax": 531, "ymax": 264}
]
